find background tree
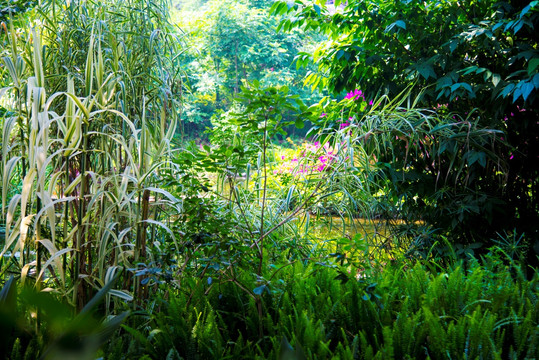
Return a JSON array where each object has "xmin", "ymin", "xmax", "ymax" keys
[
  {"xmin": 0, "ymin": 0, "xmax": 37, "ymax": 22},
  {"xmin": 173, "ymin": 0, "xmax": 324, "ymax": 138}
]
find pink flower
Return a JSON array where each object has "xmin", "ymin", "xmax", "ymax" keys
[
  {"xmin": 270, "ymin": 67, "xmax": 274, "ymax": 71},
  {"xmin": 369, "ymin": 100, "xmax": 373, "ymax": 106},
  {"xmin": 281, "ymin": 155, "xmax": 285, "ymax": 160},
  {"xmin": 320, "ymin": 113, "xmax": 327, "ymax": 118},
  {"xmin": 344, "ymin": 89, "xmax": 365, "ymax": 101}
]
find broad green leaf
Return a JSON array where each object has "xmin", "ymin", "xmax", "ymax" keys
[
  {"xmin": 513, "ymin": 87, "xmax": 522, "ymax": 102},
  {"xmin": 528, "ymin": 58, "xmax": 539, "ymax": 75},
  {"xmin": 449, "ymin": 40, "xmax": 458, "ymax": 53},
  {"xmin": 498, "ymin": 83, "xmax": 515, "ymax": 98},
  {"xmin": 313, "ymin": 4, "xmax": 321, "ymax": 16},
  {"xmin": 520, "ymin": 82, "xmax": 534, "ymax": 101},
  {"xmin": 385, "ymin": 20, "xmax": 406, "ymax": 33},
  {"xmin": 417, "ymin": 63, "xmax": 436, "ymax": 80},
  {"xmin": 492, "ymin": 73, "xmax": 501, "ymax": 87},
  {"xmin": 3, "ymin": 57, "xmax": 19, "ymax": 88},
  {"xmin": 253, "ymin": 284, "xmax": 267, "ymax": 295},
  {"xmin": 395, "ymin": 20, "xmax": 406, "ymax": 29},
  {"xmin": 533, "ymin": 73, "xmax": 539, "ymax": 88},
  {"xmin": 32, "ymin": 29, "xmax": 44, "ymax": 88}
]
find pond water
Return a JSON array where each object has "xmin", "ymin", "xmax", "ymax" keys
[{"xmin": 310, "ymin": 216, "xmax": 389, "ymax": 239}]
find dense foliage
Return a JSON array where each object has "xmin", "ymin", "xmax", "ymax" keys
[
  {"xmin": 0, "ymin": 0, "xmax": 537, "ymax": 359},
  {"xmin": 174, "ymin": 0, "xmax": 323, "ymax": 137},
  {"xmin": 0, "ymin": 0, "xmax": 182, "ymax": 311},
  {"xmin": 0, "ymin": 0, "xmax": 37, "ymax": 22},
  {"xmin": 3, "ymin": 251, "xmax": 538, "ymax": 359},
  {"xmin": 272, "ymin": 0, "xmax": 539, "ymax": 261}
]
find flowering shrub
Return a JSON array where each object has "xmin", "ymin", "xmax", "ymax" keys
[
  {"xmin": 339, "ymin": 117, "xmax": 353, "ymax": 130},
  {"xmin": 271, "ymin": 89, "xmax": 377, "ymax": 176},
  {"xmin": 344, "ymin": 89, "xmax": 365, "ymax": 101},
  {"xmin": 315, "ymin": 89, "xmax": 375, "ymax": 132},
  {"xmin": 273, "ymin": 141, "xmax": 338, "ymax": 175}
]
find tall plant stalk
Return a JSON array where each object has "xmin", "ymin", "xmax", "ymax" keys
[{"xmin": 1, "ymin": 0, "xmax": 184, "ymax": 310}]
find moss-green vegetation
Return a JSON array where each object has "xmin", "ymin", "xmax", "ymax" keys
[
  {"xmin": 1, "ymin": 0, "xmax": 538, "ymax": 358},
  {"xmin": 109, "ymin": 254, "xmax": 536, "ymax": 359},
  {"xmin": 4, "ymin": 251, "xmax": 536, "ymax": 359}
]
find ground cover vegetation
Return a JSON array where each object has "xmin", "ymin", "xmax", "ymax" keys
[{"xmin": 0, "ymin": 0, "xmax": 538, "ymax": 359}]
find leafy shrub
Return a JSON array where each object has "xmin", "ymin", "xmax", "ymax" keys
[
  {"xmin": 0, "ymin": 275, "xmax": 128, "ymax": 360},
  {"xmin": 272, "ymin": 0, "xmax": 539, "ymax": 263},
  {"xmin": 101, "ymin": 251, "xmax": 538, "ymax": 359}
]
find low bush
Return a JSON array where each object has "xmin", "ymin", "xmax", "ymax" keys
[{"xmin": 101, "ymin": 250, "xmax": 538, "ymax": 359}]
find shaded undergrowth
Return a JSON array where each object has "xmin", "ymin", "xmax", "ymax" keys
[{"xmin": 99, "ymin": 251, "xmax": 538, "ymax": 359}]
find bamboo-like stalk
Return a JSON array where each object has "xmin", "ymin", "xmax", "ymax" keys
[
  {"xmin": 63, "ymin": 156, "xmax": 69, "ymax": 275},
  {"xmin": 1, "ymin": 0, "xmax": 184, "ymax": 312},
  {"xmin": 74, "ymin": 125, "xmax": 88, "ymax": 310}
]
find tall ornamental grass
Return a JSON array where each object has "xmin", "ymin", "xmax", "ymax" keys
[{"xmin": 1, "ymin": 0, "xmax": 184, "ymax": 309}]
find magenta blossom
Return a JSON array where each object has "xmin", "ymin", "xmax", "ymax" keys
[{"xmin": 344, "ymin": 89, "xmax": 365, "ymax": 101}]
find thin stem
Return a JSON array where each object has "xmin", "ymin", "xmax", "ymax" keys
[
  {"xmin": 75, "ymin": 125, "xmax": 88, "ymax": 310},
  {"xmin": 257, "ymin": 115, "xmax": 268, "ymax": 275},
  {"xmin": 232, "ymin": 187, "xmax": 255, "ymax": 239},
  {"xmin": 63, "ymin": 156, "xmax": 69, "ymax": 280},
  {"xmin": 262, "ymin": 177, "xmax": 324, "ymax": 240}
]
